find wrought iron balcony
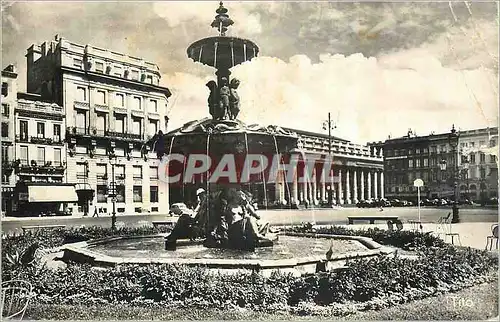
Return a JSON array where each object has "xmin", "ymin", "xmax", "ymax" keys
[
  {"xmin": 15, "ymin": 160, "xmax": 66, "ymax": 175},
  {"xmin": 106, "ymin": 131, "xmax": 143, "ymax": 140}
]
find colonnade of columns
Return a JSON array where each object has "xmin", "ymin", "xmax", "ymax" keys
[{"xmin": 283, "ymin": 168, "xmax": 385, "ymax": 206}]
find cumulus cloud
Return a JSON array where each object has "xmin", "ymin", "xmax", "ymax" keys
[{"xmin": 166, "ymin": 50, "xmax": 498, "ymax": 144}]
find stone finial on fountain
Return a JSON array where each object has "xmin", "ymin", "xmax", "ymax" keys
[{"xmin": 211, "ymin": 2, "xmax": 234, "ymax": 36}]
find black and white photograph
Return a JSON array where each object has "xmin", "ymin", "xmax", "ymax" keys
[{"xmin": 1, "ymin": 1, "xmax": 499, "ymax": 320}]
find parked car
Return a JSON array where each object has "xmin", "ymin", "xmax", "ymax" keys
[
  {"xmin": 356, "ymin": 199, "xmax": 373, "ymax": 208},
  {"xmin": 169, "ymin": 203, "xmax": 194, "ymax": 216}
]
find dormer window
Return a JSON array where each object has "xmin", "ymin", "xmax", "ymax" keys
[
  {"xmin": 95, "ymin": 62, "xmax": 104, "ymax": 73},
  {"xmin": 73, "ymin": 58, "xmax": 83, "ymax": 69}
]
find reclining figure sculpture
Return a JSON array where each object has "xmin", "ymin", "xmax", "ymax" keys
[{"xmin": 165, "ymin": 188, "xmax": 274, "ymax": 251}]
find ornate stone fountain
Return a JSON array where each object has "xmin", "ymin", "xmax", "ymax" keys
[{"xmin": 148, "ymin": 2, "xmax": 299, "ymax": 251}]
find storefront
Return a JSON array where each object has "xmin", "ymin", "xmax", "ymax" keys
[{"xmin": 14, "ymin": 182, "xmax": 78, "ymax": 217}]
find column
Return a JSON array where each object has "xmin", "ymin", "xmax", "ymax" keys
[
  {"xmin": 353, "ymin": 169, "xmax": 358, "ymax": 203},
  {"xmin": 337, "ymin": 169, "xmax": 344, "ymax": 204},
  {"xmin": 380, "ymin": 172, "xmax": 385, "ymax": 199},
  {"xmin": 374, "ymin": 171, "xmax": 378, "ymax": 199},
  {"xmin": 292, "ymin": 174, "xmax": 298, "ymax": 204},
  {"xmin": 320, "ymin": 169, "xmax": 326, "ymax": 202},
  {"xmin": 367, "ymin": 171, "xmax": 372, "ymax": 199},
  {"xmin": 302, "ymin": 172, "xmax": 308, "ymax": 203},
  {"xmin": 360, "ymin": 170, "xmax": 365, "ymax": 201},
  {"xmin": 312, "ymin": 169, "xmax": 317, "ymax": 205},
  {"xmin": 345, "ymin": 169, "xmax": 351, "ymax": 204}
]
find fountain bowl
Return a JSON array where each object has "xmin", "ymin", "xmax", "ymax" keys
[{"xmin": 61, "ymin": 232, "xmax": 394, "ymax": 276}]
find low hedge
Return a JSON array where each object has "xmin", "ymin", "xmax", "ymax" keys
[
  {"xmin": 2, "ymin": 224, "xmax": 498, "ymax": 316},
  {"xmin": 289, "ymin": 224, "xmax": 447, "ymax": 250}
]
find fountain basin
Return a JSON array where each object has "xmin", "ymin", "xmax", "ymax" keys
[{"xmin": 61, "ymin": 233, "xmax": 394, "ymax": 276}]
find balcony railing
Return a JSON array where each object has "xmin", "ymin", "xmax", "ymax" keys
[
  {"xmin": 15, "ymin": 160, "xmax": 65, "ymax": 175},
  {"xmin": 17, "ymin": 101, "xmax": 63, "ymax": 114},
  {"xmin": 107, "ymin": 131, "xmax": 142, "ymax": 140},
  {"xmin": 76, "ymin": 172, "xmax": 88, "ymax": 180},
  {"xmin": 29, "ymin": 136, "xmax": 63, "ymax": 145}
]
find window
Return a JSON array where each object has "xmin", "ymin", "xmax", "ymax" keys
[
  {"xmin": 440, "ymin": 145, "xmax": 446, "ymax": 153},
  {"xmin": 408, "ymin": 172, "xmax": 414, "ymax": 182},
  {"xmin": 115, "ymin": 164, "xmax": 125, "ymax": 179},
  {"xmin": 480, "ymin": 167, "xmax": 486, "ymax": 179},
  {"xmin": 76, "ymin": 87, "xmax": 86, "ymax": 101},
  {"xmin": 470, "ymin": 153, "xmax": 476, "ymax": 164},
  {"xmin": 423, "ymin": 148, "xmax": 428, "ymax": 153},
  {"xmin": 2, "ymin": 103, "xmax": 9, "ymax": 116},
  {"xmin": 96, "ymin": 113, "xmax": 106, "ymax": 134},
  {"xmin": 133, "ymin": 165, "xmax": 142, "ymax": 179},
  {"xmin": 115, "ymin": 93, "xmax": 125, "ymax": 107},
  {"xmin": 116, "ymin": 185, "xmax": 125, "ymax": 202},
  {"xmin": 479, "ymin": 140, "xmax": 485, "ymax": 147},
  {"xmin": 150, "ymin": 186, "xmax": 159, "ymax": 202},
  {"xmin": 149, "ymin": 99, "xmax": 158, "ymax": 113},
  {"xmin": 114, "ymin": 66, "xmax": 122, "ymax": 77},
  {"xmin": 73, "ymin": 58, "xmax": 83, "ymax": 69},
  {"xmin": 150, "ymin": 166, "xmax": 158, "ymax": 179},
  {"xmin": 416, "ymin": 148, "xmax": 420, "ymax": 154},
  {"xmin": 54, "ymin": 148, "xmax": 61, "ymax": 166},
  {"xmin": 1, "ymin": 82, "xmax": 7, "ymax": 97},
  {"xmin": 1, "ymin": 123, "xmax": 8, "ymax": 137},
  {"xmin": 423, "ymin": 158, "xmax": 428, "ymax": 167},
  {"xmin": 148, "ymin": 120, "xmax": 158, "ymax": 136},
  {"xmin": 151, "ymin": 207, "xmax": 159, "ymax": 212},
  {"xmin": 490, "ymin": 139, "xmax": 497, "ymax": 147},
  {"xmin": 95, "ymin": 62, "xmax": 104, "ymax": 73},
  {"xmin": 423, "ymin": 172, "xmax": 429, "ymax": 182},
  {"xmin": 37, "ymin": 122, "xmax": 45, "ymax": 138},
  {"xmin": 37, "ymin": 147, "xmax": 45, "ymax": 164},
  {"xmin": 431, "ymin": 146, "xmax": 437, "ymax": 154},
  {"xmin": 415, "ymin": 159, "xmax": 421, "ymax": 168},
  {"xmin": 133, "ymin": 186, "xmax": 142, "ymax": 202},
  {"xmin": 146, "ymin": 75, "xmax": 153, "ymax": 84},
  {"xmin": 19, "ymin": 120, "xmax": 28, "ymax": 141},
  {"xmin": 53, "ymin": 124, "xmax": 61, "ymax": 142},
  {"xmin": 115, "ymin": 115, "xmax": 125, "ymax": 133},
  {"xmin": 480, "ymin": 153, "xmax": 486, "ymax": 163},
  {"xmin": 131, "ymin": 70, "xmax": 139, "ymax": 80},
  {"xmin": 2, "ymin": 146, "xmax": 8, "ymax": 162},
  {"xmin": 20, "ymin": 146, "xmax": 28, "ymax": 164},
  {"xmin": 76, "ymin": 111, "xmax": 87, "ymax": 131},
  {"xmin": 96, "ymin": 164, "xmax": 107, "ymax": 181},
  {"xmin": 132, "ymin": 118, "xmax": 142, "ymax": 135},
  {"xmin": 394, "ymin": 150, "xmax": 399, "ymax": 156},
  {"xmin": 132, "ymin": 97, "xmax": 141, "ymax": 110},
  {"xmin": 430, "ymin": 158, "xmax": 436, "ymax": 166},
  {"xmin": 408, "ymin": 159, "xmax": 414, "ymax": 168},
  {"xmin": 97, "ymin": 185, "xmax": 107, "ymax": 202},
  {"xmin": 408, "ymin": 149, "xmax": 413, "ymax": 155},
  {"xmin": 470, "ymin": 142, "xmax": 475, "ymax": 148},
  {"xmin": 490, "ymin": 155, "xmax": 497, "ymax": 163},
  {"xmin": 76, "ymin": 162, "xmax": 88, "ymax": 179},
  {"xmin": 96, "ymin": 90, "xmax": 106, "ymax": 104}
]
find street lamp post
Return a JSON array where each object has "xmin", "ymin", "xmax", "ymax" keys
[
  {"xmin": 322, "ymin": 112, "xmax": 337, "ymax": 156},
  {"xmin": 109, "ymin": 153, "xmax": 117, "ymax": 230},
  {"xmin": 448, "ymin": 125, "xmax": 460, "ymax": 223},
  {"xmin": 83, "ymin": 160, "xmax": 89, "ymax": 217}
]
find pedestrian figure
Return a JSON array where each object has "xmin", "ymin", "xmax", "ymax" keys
[{"xmin": 93, "ymin": 208, "xmax": 99, "ymax": 218}]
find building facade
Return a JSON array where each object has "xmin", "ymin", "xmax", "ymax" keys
[
  {"xmin": 369, "ymin": 127, "xmax": 498, "ymax": 202},
  {"xmin": 458, "ymin": 128, "xmax": 498, "ymax": 201},
  {"xmin": 2, "ymin": 35, "xmax": 172, "ymax": 217},
  {"xmin": 1, "ymin": 65, "xmax": 18, "ymax": 215}
]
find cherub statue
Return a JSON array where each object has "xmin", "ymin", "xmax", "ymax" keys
[
  {"xmin": 218, "ymin": 77, "xmax": 230, "ymax": 120},
  {"xmin": 206, "ymin": 80, "xmax": 218, "ymax": 119},
  {"xmin": 228, "ymin": 78, "xmax": 241, "ymax": 120}
]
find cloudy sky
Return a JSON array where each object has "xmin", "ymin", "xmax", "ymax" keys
[{"xmin": 2, "ymin": 1, "xmax": 499, "ymax": 144}]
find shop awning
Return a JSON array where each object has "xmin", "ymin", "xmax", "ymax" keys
[{"xmin": 28, "ymin": 185, "xmax": 78, "ymax": 203}]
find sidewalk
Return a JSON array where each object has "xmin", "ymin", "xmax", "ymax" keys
[{"xmin": 1, "ymin": 213, "xmax": 171, "ymax": 222}]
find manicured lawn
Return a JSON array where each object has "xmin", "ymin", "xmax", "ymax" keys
[{"xmin": 25, "ymin": 275, "xmax": 498, "ymax": 320}]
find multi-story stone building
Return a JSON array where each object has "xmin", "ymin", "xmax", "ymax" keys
[
  {"xmin": 369, "ymin": 126, "xmax": 498, "ymax": 202},
  {"xmin": 458, "ymin": 127, "xmax": 498, "ymax": 201},
  {"xmin": 8, "ymin": 35, "xmax": 173, "ymax": 216},
  {"xmin": 1, "ymin": 65, "xmax": 18, "ymax": 214}
]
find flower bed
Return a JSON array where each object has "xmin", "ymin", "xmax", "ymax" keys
[{"xmin": 2, "ymin": 225, "xmax": 497, "ymax": 317}]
